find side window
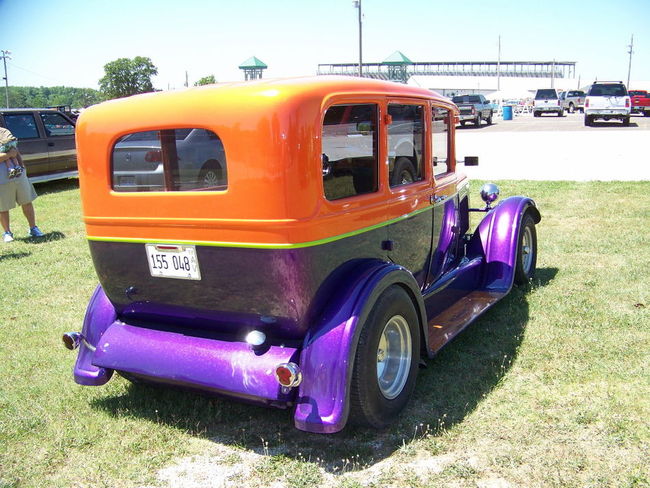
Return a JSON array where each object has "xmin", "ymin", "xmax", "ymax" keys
[
  {"xmin": 388, "ymin": 104, "xmax": 424, "ymax": 187},
  {"xmin": 3, "ymin": 114, "xmax": 40, "ymax": 139},
  {"xmin": 322, "ymin": 104, "xmax": 378, "ymax": 200},
  {"xmin": 432, "ymin": 106, "xmax": 451, "ymax": 176},
  {"xmin": 112, "ymin": 128, "xmax": 227, "ymax": 192},
  {"xmin": 40, "ymin": 113, "xmax": 75, "ymax": 136}
]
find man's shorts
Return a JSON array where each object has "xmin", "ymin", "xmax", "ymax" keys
[{"xmin": 0, "ymin": 173, "xmax": 38, "ymax": 212}]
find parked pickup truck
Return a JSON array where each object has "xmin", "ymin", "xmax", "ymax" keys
[
  {"xmin": 629, "ymin": 90, "xmax": 650, "ymax": 117},
  {"xmin": 559, "ymin": 90, "xmax": 585, "ymax": 113},
  {"xmin": 451, "ymin": 94, "xmax": 493, "ymax": 127}
]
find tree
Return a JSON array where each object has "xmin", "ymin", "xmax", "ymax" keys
[
  {"xmin": 194, "ymin": 75, "xmax": 216, "ymax": 86},
  {"xmin": 99, "ymin": 56, "xmax": 158, "ymax": 99}
]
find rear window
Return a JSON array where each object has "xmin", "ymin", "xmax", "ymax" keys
[
  {"xmin": 535, "ymin": 89, "xmax": 558, "ymax": 100},
  {"xmin": 588, "ymin": 84, "xmax": 627, "ymax": 97},
  {"xmin": 111, "ymin": 128, "xmax": 227, "ymax": 192},
  {"xmin": 452, "ymin": 95, "xmax": 481, "ymax": 104}
]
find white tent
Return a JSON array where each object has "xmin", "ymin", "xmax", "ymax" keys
[{"xmin": 486, "ymin": 88, "xmax": 534, "ymax": 102}]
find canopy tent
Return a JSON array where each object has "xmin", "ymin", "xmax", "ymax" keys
[{"xmin": 486, "ymin": 88, "xmax": 534, "ymax": 101}]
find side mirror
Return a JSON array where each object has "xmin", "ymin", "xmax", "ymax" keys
[{"xmin": 463, "ymin": 156, "xmax": 479, "ymax": 166}]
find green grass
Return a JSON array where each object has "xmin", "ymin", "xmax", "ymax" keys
[{"xmin": 1, "ymin": 179, "xmax": 648, "ymax": 488}]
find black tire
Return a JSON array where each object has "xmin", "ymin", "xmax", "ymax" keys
[
  {"xmin": 534, "ymin": 111, "xmax": 540, "ymax": 117},
  {"xmin": 622, "ymin": 116, "xmax": 630, "ymax": 126},
  {"xmin": 460, "ymin": 120, "xmax": 466, "ymax": 127},
  {"xmin": 350, "ymin": 286, "xmax": 420, "ymax": 428},
  {"xmin": 475, "ymin": 113, "xmax": 482, "ymax": 127},
  {"xmin": 584, "ymin": 115, "xmax": 592, "ymax": 127},
  {"xmin": 568, "ymin": 103, "xmax": 575, "ymax": 113},
  {"xmin": 486, "ymin": 111, "xmax": 493, "ymax": 125},
  {"xmin": 391, "ymin": 157, "xmax": 416, "ymax": 186},
  {"xmin": 514, "ymin": 213, "xmax": 537, "ymax": 286},
  {"xmin": 644, "ymin": 111, "xmax": 650, "ymax": 117},
  {"xmin": 557, "ymin": 110, "xmax": 563, "ymax": 117}
]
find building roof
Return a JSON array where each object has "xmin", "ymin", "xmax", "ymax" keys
[
  {"xmin": 239, "ymin": 56, "xmax": 268, "ymax": 69},
  {"xmin": 382, "ymin": 51, "xmax": 413, "ymax": 65}
]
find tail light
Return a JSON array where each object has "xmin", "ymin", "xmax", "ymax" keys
[
  {"xmin": 557, "ymin": 100, "xmax": 560, "ymax": 106},
  {"xmin": 625, "ymin": 99, "xmax": 630, "ymax": 107},
  {"xmin": 275, "ymin": 362, "xmax": 302, "ymax": 388},
  {"xmin": 145, "ymin": 150, "xmax": 162, "ymax": 163},
  {"xmin": 585, "ymin": 99, "xmax": 589, "ymax": 108}
]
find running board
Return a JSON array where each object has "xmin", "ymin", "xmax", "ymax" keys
[{"xmin": 426, "ymin": 290, "xmax": 505, "ymax": 354}]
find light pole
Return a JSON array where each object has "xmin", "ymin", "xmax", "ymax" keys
[
  {"xmin": 627, "ymin": 34, "xmax": 634, "ymax": 88},
  {"xmin": 1, "ymin": 50, "xmax": 10, "ymax": 108},
  {"xmin": 353, "ymin": 0, "xmax": 362, "ymax": 77}
]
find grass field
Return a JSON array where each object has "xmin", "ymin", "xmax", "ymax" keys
[{"xmin": 0, "ymin": 179, "xmax": 648, "ymax": 488}]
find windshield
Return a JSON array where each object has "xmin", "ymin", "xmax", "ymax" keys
[
  {"xmin": 452, "ymin": 95, "xmax": 481, "ymax": 104},
  {"xmin": 588, "ymin": 84, "xmax": 627, "ymax": 97},
  {"xmin": 535, "ymin": 89, "xmax": 558, "ymax": 100}
]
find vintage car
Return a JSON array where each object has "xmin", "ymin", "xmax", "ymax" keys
[{"xmin": 64, "ymin": 77, "xmax": 540, "ymax": 434}]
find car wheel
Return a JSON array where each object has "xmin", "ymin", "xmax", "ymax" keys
[
  {"xmin": 557, "ymin": 110, "xmax": 563, "ymax": 117},
  {"xmin": 198, "ymin": 161, "xmax": 223, "ymax": 188},
  {"xmin": 475, "ymin": 113, "xmax": 482, "ymax": 127},
  {"xmin": 350, "ymin": 286, "xmax": 420, "ymax": 428},
  {"xmin": 584, "ymin": 115, "xmax": 592, "ymax": 126},
  {"xmin": 514, "ymin": 213, "xmax": 537, "ymax": 285},
  {"xmin": 644, "ymin": 111, "xmax": 650, "ymax": 117},
  {"xmin": 391, "ymin": 157, "xmax": 416, "ymax": 186},
  {"xmin": 569, "ymin": 103, "xmax": 575, "ymax": 113},
  {"xmin": 622, "ymin": 116, "xmax": 630, "ymax": 126},
  {"xmin": 534, "ymin": 111, "xmax": 540, "ymax": 117},
  {"xmin": 460, "ymin": 121, "xmax": 466, "ymax": 127},
  {"xmin": 486, "ymin": 111, "xmax": 493, "ymax": 125}
]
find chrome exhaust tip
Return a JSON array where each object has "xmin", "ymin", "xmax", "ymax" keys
[{"xmin": 62, "ymin": 332, "xmax": 82, "ymax": 350}]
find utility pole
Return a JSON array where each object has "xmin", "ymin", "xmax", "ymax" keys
[
  {"xmin": 627, "ymin": 34, "xmax": 634, "ymax": 88},
  {"xmin": 353, "ymin": 0, "xmax": 363, "ymax": 77},
  {"xmin": 1, "ymin": 50, "xmax": 10, "ymax": 108},
  {"xmin": 497, "ymin": 35, "xmax": 501, "ymax": 91}
]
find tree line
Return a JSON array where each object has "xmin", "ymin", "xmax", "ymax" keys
[{"xmin": 4, "ymin": 56, "xmax": 217, "ymax": 109}]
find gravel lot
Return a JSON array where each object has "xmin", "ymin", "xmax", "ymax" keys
[{"xmin": 455, "ymin": 112, "xmax": 650, "ymax": 181}]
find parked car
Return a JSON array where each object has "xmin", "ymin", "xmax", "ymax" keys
[
  {"xmin": 533, "ymin": 89, "xmax": 563, "ymax": 117},
  {"xmin": 65, "ymin": 77, "xmax": 540, "ymax": 433},
  {"xmin": 628, "ymin": 90, "xmax": 650, "ymax": 117},
  {"xmin": 559, "ymin": 90, "xmax": 586, "ymax": 113},
  {"xmin": 584, "ymin": 81, "xmax": 631, "ymax": 126},
  {"xmin": 451, "ymin": 94, "xmax": 494, "ymax": 127},
  {"xmin": 112, "ymin": 128, "xmax": 227, "ymax": 191},
  {"xmin": 0, "ymin": 108, "xmax": 77, "ymax": 183}
]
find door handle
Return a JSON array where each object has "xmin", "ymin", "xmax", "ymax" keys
[{"xmin": 48, "ymin": 142, "xmax": 55, "ymax": 147}]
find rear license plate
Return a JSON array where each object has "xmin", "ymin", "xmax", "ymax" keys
[{"xmin": 145, "ymin": 244, "xmax": 201, "ymax": 280}]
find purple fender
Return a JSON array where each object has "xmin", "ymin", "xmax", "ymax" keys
[
  {"xmin": 294, "ymin": 261, "xmax": 426, "ymax": 434},
  {"xmin": 73, "ymin": 285, "xmax": 116, "ymax": 385},
  {"xmin": 467, "ymin": 196, "xmax": 541, "ymax": 293}
]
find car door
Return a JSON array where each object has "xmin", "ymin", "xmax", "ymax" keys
[
  {"xmin": 38, "ymin": 111, "xmax": 77, "ymax": 174},
  {"xmin": 1, "ymin": 112, "xmax": 50, "ymax": 177},
  {"xmin": 426, "ymin": 105, "xmax": 462, "ymax": 287},
  {"xmin": 385, "ymin": 101, "xmax": 435, "ymax": 288}
]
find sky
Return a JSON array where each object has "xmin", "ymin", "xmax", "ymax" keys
[{"xmin": 1, "ymin": 0, "xmax": 649, "ymax": 91}]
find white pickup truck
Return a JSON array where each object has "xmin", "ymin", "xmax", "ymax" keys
[
  {"xmin": 584, "ymin": 81, "xmax": 631, "ymax": 126},
  {"xmin": 533, "ymin": 89, "xmax": 563, "ymax": 117}
]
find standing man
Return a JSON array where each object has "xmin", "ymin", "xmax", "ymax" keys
[{"xmin": 0, "ymin": 127, "xmax": 44, "ymax": 242}]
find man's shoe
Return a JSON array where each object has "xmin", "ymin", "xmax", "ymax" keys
[
  {"xmin": 3, "ymin": 231, "xmax": 14, "ymax": 242},
  {"xmin": 28, "ymin": 226, "xmax": 44, "ymax": 237}
]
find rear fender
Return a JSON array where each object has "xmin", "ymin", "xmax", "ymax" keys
[
  {"xmin": 466, "ymin": 196, "xmax": 541, "ymax": 292},
  {"xmin": 294, "ymin": 261, "xmax": 425, "ymax": 434},
  {"xmin": 73, "ymin": 285, "xmax": 116, "ymax": 385}
]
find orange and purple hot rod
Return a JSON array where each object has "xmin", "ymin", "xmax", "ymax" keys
[{"xmin": 64, "ymin": 77, "xmax": 540, "ymax": 433}]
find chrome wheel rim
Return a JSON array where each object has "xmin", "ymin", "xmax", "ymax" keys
[
  {"xmin": 202, "ymin": 170, "xmax": 219, "ymax": 187},
  {"xmin": 521, "ymin": 226, "xmax": 534, "ymax": 275},
  {"xmin": 376, "ymin": 315, "xmax": 412, "ymax": 399}
]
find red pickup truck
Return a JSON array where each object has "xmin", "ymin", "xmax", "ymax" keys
[{"xmin": 629, "ymin": 90, "xmax": 650, "ymax": 116}]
